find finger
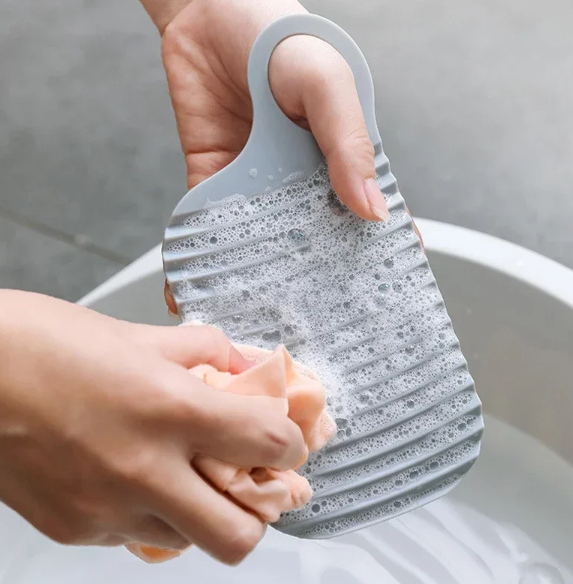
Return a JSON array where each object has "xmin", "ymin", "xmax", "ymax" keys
[
  {"xmin": 405, "ymin": 206, "xmax": 425, "ymax": 250},
  {"xmin": 98, "ymin": 535, "xmax": 131, "ymax": 547},
  {"xmin": 126, "ymin": 515, "xmax": 190, "ymax": 551},
  {"xmin": 169, "ymin": 324, "xmax": 248, "ymax": 373},
  {"xmin": 164, "ymin": 281, "xmax": 179, "ymax": 317},
  {"xmin": 182, "ymin": 383, "xmax": 305, "ymax": 470},
  {"xmin": 133, "ymin": 323, "xmax": 248, "ymax": 374},
  {"xmin": 270, "ymin": 36, "xmax": 389, "ymax": 222},
  {"xmin": 152, "ymin": 466, "xmax": 266, "ymax": 565}
]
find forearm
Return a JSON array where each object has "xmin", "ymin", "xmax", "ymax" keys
[{"xmin": 139, "ymin": 0, "xmax": 193, "ymax": 33}]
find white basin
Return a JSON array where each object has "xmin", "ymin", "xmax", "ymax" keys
[{"xmin": 2, "ymin": 218, "xmax": 573, "ymax": 583}]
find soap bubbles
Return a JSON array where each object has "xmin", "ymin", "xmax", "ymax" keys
[{"xmin": 168, "ymin": 163, "xmax": 480, "ymax": 538}]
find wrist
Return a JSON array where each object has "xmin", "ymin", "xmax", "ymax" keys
[{"xmin": 139, "ymin": 0, "xmax": 193, "ymax": 34}]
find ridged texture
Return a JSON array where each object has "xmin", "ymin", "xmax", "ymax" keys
[{"xmin": 163, "ymin": 158, "xmax": 483, "ymax": 539}]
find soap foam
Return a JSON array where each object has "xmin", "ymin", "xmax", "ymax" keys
[{"xmin": 166, "ymin": 164, "xmax": 481, "ymax": 537}]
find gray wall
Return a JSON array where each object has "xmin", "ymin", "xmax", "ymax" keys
[{"xmin": 1, "ymin": 0, "xmax": 572, "ymax": 301}]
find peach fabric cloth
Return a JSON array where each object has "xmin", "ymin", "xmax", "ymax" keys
[{"xmin": 126, "ymin": 345, "xmax": 335, "ymax": 564}]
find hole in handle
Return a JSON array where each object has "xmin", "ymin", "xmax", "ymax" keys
[{"xmin": 247, "ymin": 14, "xmax": 382, "ymax": 152}]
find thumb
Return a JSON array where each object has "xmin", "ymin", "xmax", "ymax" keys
[
  {"xmin": 130, "ymin": 322, "xmax": 249, "ymax": 374},
  {"xmin": 270, "ymin": 36, "xmax": 389, "ymax": 222}
]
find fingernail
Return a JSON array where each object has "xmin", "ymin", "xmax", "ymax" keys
[
  {"xmin": 364, "ymin": 178, "xmax": 390, "ymax": 222},
  {"xmin": 167, "ymin": 308, "xmax": 181, "ymax": 323}
]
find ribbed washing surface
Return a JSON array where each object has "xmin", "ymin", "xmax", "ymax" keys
[{"xmin": 164, "ymin": 162, "xmax": 483, "ymax": 539}]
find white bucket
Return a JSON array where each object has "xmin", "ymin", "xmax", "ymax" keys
[{"xmin": 2, "ymin": 219, "xmax": 573, "ymax": 583}]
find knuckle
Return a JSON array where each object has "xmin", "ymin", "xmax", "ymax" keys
[
  {"xmin": 43, "ymin": 519, "xmax": 90, "ymax": 546},
  {"xmin": 138, "ymin": 517, "xmax": 190, "ymax": 551},
  {"xmin": 341, "ymin": 127, "xmax": 374, "ymax": 157},
  {"xmin": 260, "ymin": 418, "xmax": 302, "ymax": 467},
  {"xmin": 221, "ymin": 521, "xmax": 264, "ymax": 565},
  {"xmin": 190, "ymin": 325, "xmax": 233, "ymax": 369},
  {"xmin": 171, "ymin": 392, "xmax": 201, "ymax": 428},
  {"xmin": 262, "ymin": 439, "xmax": 290, "ymax": 467},
  {"xmin": 262, "ymin": 425, "xmax": 290, "ymax": 458}
]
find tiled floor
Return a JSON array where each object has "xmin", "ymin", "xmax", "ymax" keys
[{"xmin": 1, "ymin": 0, "xmax": 572, "ymax": 301}]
